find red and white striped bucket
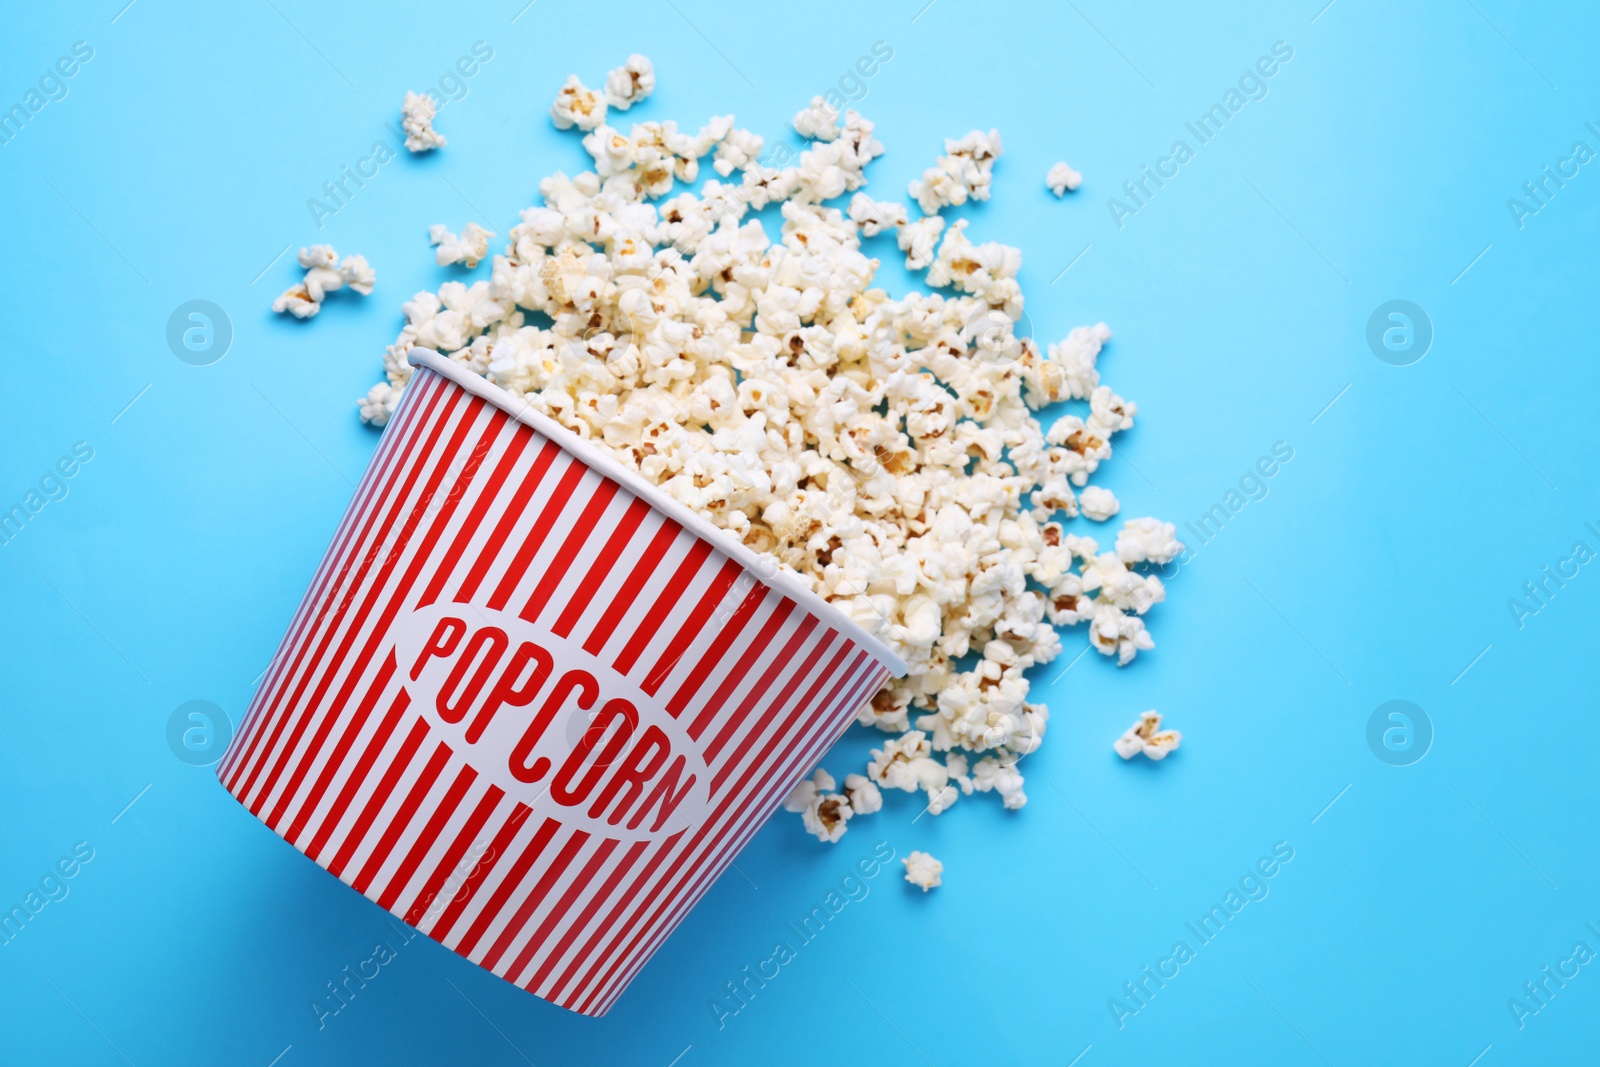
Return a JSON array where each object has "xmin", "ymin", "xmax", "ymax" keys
[{"xmin": 217, "ymin": 349, "xmax": 904, "ymax": 1016}]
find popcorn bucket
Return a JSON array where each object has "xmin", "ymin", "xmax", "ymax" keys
[{"xmin": 217, "ymin": 350, "xmax": 904, "ymax": 1016}]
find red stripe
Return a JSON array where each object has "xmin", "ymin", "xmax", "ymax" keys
[
  {"xmin": 571, "ymin": 651, "xmax": 876, "ymax": 1010},
  {"xmin": 523, "ymin": 838, "xmax": 653, "ymax": 992},
  {"xmin": 226, "ymin": 375, "xmax": 453, "ymax": 793},
  {"xmin": 450, "ymin": 816, "xmax": 560, "ymax": 958},
  {"xmin": 686, "ymin": 596, "xmax": 795, "ymax": 741},
  {"xmin": 550, "ymin": 497, "xmax": 650, "ymax": 638},
  {"xmin": 283, "ymin": 653, "xmax": 398, "ymax": 846},
  {"xmin": 352, "ymin": 739, "xmax": 455, "ymax": 895},
  {"xmin": 604, "ymin": 658, "xmax": 882, "ymax": 999},
  {"xmin": 706, "ymin": 624, "xmax": 832, "ymax": 788},
  {"xmin": 477, "ymin": 829, "xmax": 592, "ymax": 970},
  {"xmin": 232, "ymin": 384, "xmax": 470, "ymax": 803},
  {"xmin": 254, "ymin": 401, "xmax": 494, "ymax": 822},
  {"xmin": 614, "ymin": 540, "xmax": 711, "ymax": 675},
  {"xmin": 403, "ymin": 784, "xmax": 506, "ymax": 926},
  {"xmin": 486, "ymin": 459, "xmax": 588, "ymax": 610},
  {"xmin": 261, "ymin": 406, "xmax": 506, "ymax": 825},
  {"xmin": 416, "ymin": 425, "xmax": 533, "ymax": 609},
  {"xmin": 587, "ymin": 661, "xmax": 885, "ymax": 1010},
  {"xmin": 303, "ymin": 684, "xmax": 410, "ymax": 862},
  {"xmin": 580, "ymin": 520, "xmax": 681, "ymax": 656},
  {"xmin": 231, "ymin": 372, "xmax": 449, "ymax": 787},
  {"xmin": 224, "ymin": 371, "xmax": 436, "ymax": 783},
  {"xmin": 518, "ymin": 480, "xmax": 621, "ymax": 625},
  {"xmin": 559, "ymin": 643, "xmax": 854, "ymax": 1003},
  {"xmin": 454, "ymin": 439, "xmax": 561, "ymax": 604},
  {"xmin": 667, "ymin": 582, "xmax": 768, "ymax": 718},
  {"xmin": 568, "ymin": 652, "xmax": 874, "ymax": 1006},
  {"xmin": 642, "ymin": 558, "xmax": 742, "ymax": 698},
  {"xmin": 430, "ymin": 803, "xmax": 535, "ymax": 942},
  {"xmin": 502, "ymin": 838, "xmax": 623, "ymax": 983},
  {"xmin": 327, "ymin": 715, "xmax": 431, "ymax": 879},
  {"xmin": 376, "ymin": 761, "xmax": 479, "ymax": 911}
]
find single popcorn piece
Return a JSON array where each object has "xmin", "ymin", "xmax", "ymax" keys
[
  {"xmin": 401, "ymin": 91, "xmax": 446, "ymax": 152},
  {"xmin": 843, "ymin": 773, "xmax": 883, "ymax": 815},
  {"xmin": 357, "ymin": 61, "xmax": 1185, "ymax": 854},
  {"xmin": 783, "ymin": 767, "xmax": 854, "ymax": 842},
  {"xmin": 1115, "ymin": 517, "xmax": 1184, "ymax": 565},
  {"xmin": 903, "ymin": 850, "xmax": 943, "ymax": 891},
  {"xmin": 896, "ymin": 215, "xmax": 945, "ymax": 270},
  {"xmin": 1079, "ymin": 485, "xmax": 1120, "ymax": 522},
  {"xmin": 358, "ymin": 381, "xmax": 401, "ymax": 427},
  {"xmin": 847, "ymin": 192, "xmax": 908, "ymax": 237},
  {"xmin": 338, "ymin": 254, "xmax": 376, "ymax": 295},
  {"xmin": 429, "ymin": 223, "xmax": 496, "ymax": 268},
  {"xmin": 1046, "ymin": 160, "xmax": 1083, "ymax": 196},
  {"xmin": 603, "ymin": 54, "xmax": 655, "ymax": 110},
  {"xmin": 1114, "ymin": 710, "xmax": 1182, "ymax": 760},
  {"xmin": 551, "ymin": 74, "xmax": 608, "ymax": 131},
  {"xmin": 273, "ymin": 245, "xmax": 374, "ymax": 319},
  {"xmin": 793, "ymin": 95, "xmax": 842, "ymax": 141}
]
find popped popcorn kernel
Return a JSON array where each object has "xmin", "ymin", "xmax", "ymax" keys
[
  {"xmin": 551, "ymin": 74, "xmax": 608, "ymax": 131},
  {"xmin": 429, "ymin": 222, "xmax": 496, "ymax": 268},
  {"xmin": 401, "ymin": 91, "xmax": 446, "ymax": 152},
  {"xmin": 903, "ymin": 850, "xmax": 944, "ymax": 891},
  {"xmin": 1114, "ymin": 709, "xmax": 1181, "ymax": 761},
  {"xmin": 1046, "ymin": 161, "xmax": 1083, "ymax": 196},
  {"xmin": 603, "ymin": 54, "xmax": 655, "ymax": 111}
]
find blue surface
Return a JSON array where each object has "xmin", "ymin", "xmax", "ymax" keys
[{"xmin": 2, "ymin": 1, "xmax": 1597, "ymax": 1064}]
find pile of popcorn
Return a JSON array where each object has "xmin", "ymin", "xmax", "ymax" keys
[{"xmin": 356, "ymin": 57, "xmax": 1184, "ymax": 856}]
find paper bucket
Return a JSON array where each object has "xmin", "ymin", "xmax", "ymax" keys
[{"xmin": 217, "ymin": 349, "xmax": 904, "ymax": 1016}]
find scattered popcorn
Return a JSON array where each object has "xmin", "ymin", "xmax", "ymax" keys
[
  {"xmin": 1079, "ymin": 485, "xmax": 1120, "ymax": 522},
  {"xmin": 603, "ymin": 54, "xmax": 655, "ymax": 110},
  {"xmin": 272, "ymin": 245, "xmax": 375, "ymax": 319},
  {"xmin": 357, "ymin": 63, "xmax": 1181, "ymax": 868},
  {"xmin": 908, "ymin": 128, "xmax": 1002, "ymax": 214},
  {"xmin": 429, "ymin": 222, "xmax": 496, "ymax": 268},
  {"xmin": 1046, "ymin": 161, "xmax": 1083, "ymax": 196},
  {"xmin": 903, "ymin": 850, "xmax": 943, "ymax": 891},
  {"xmin": 1114, "ymin": 710, "xmax": 1181, "ymax": 760},
  {"xmin": 401, "ymin": 91, "xmax": 446, "ymax": 153}
]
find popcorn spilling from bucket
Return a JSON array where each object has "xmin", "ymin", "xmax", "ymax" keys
[{"xmin": 344, "ymin": 60, "xmax": 1182, "ymax": 867}]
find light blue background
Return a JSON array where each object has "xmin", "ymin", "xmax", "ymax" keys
[{"xmin": 3, "ymin": 1, "xmax": 1597, "ymax": 1064}]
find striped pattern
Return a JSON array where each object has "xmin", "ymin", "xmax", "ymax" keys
[{"xmin": 217, "ymin": 364, "xmax": 891, "ymax": 1015}]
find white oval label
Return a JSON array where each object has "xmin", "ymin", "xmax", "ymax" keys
[{"xmin": 391, "ymin": 603, "xmax": 709, "ymax": 841}]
